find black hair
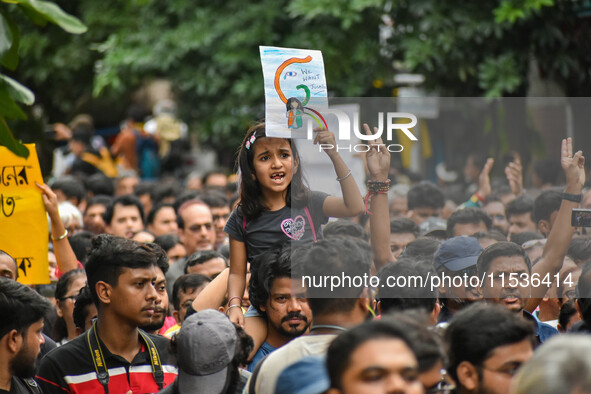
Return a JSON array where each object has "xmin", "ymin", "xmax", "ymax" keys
[
  {"xmin": 85, "ymin": 174, "xmax": 115, "ymax": 197},
  {"xmin": 147, "ymin": 202, "xmax": 176, "ymax": 225},
  {"xmin": 184, "ymin": 250, "xmax": 227, "ymax": 274},
  {"xmin": 509, "ymin": 231, "xmax": 543, "ymax": 246},
  {"xmin": 533, "ymin": 158, "xmax": 563, "ymax": 186},
  {"xmin": 445, "ymin": 303, "xmax": 535, "ymax": 383},
  {"xmin": 84, "ymin": 235, "xmax": 167, "ymax": 306},
  {"xmin": 51, "ymin": 176, "xmax": 86, "ymax": 205},
  {"xmin": 407, "ymin": 181, "xmax": 445, "ymax": 210},
  {"xmin": 400, "ymin": 237, "xmax": 441, "ymax": 261},
  {"xmin": 73, "ymin": 285, "xmax": 95, "ymax": 331},
  {"xmin": 378, "ymin": 258, "xmax": 437, "ymax": 314},
  {"xmin": 576, "ymin": 261, "xmax": 591, "ymax": 325},
  {"xmin": 249, "ymin": 242, "xmax": 293, "ymax": 315},
  {"xmin": 533, "ymin": 190, "xmax": 562, "ymax": 223},
  {"xmin": 133, "ymin": 181, "xmax": 155, "ymax": 198},
  {"xmin": 171, "ymin": 274, "xmax": 211, "ymax": 310},
  {"xmin": 154, "ymin": 234, "xmax": 182, "ymax": 252},
  {"xmin": 173, "ymin": 190, "xmax": 201, "ymax": 212},
  {"xmin": 150, "ymin": 181, "xmax": 182, "ymax": 205},
  {"xmin": 477, "ymin": 241, "xmax": 532, "ymax": 276},
  {"xmin": 327, "ymin": 319, "xmax": 418, "ymax": 391},
  {"xmin": 0, "ymin": 277, "xmax": 52, "ymax": 339},
  {"xmin": 127, "ymin": 103, "xmax": 149, "ymax": 123},
  {"xmin": 236, "ymin": 122, "xmax": 309, "ymax": 220},
  {"xmin": 300, "ymin": 236, "xmax": 372, "ymax": 316},
  {"xmin": 103, "ymin": 194, "xmax": 145, "ymax": 225},
  {"xmin": 85, "ymin": 195, "xmax": 113, "ymax": 212},
  {"xmin": 472, "ymin": 230, "xmax": 507, "ymax": 243},
  {"xmin": 568, "ymin": 236, "xmax": 591, "ymax": 265},
  {"xmin": 505, "ymin": 195, "xmax": 534, "ymax": 221},
  {"xmin": 558, "ymin": 299, "xmax": 577, "ymax": 331},
  {"xmin": 447, "ymin": 207, "xmax": 492, "ymax": 237},
  {"xmin": 323, "ymin": 219, "xmax": 369, "ymax": 242},
  {"xmin": 200, "ymin": 190, "xmax": 230, "ymax": 209},
  {"xmin": 384, "ymin": 312, "xmax": 447, "ymax": 373},
  {"xmin": 68, "ymin": 231, "xmax": 94, "ymax": 265},
  {"xmin": 390, "ymin": 217, "xmax": 419, "ymax": 236},
  {"xmin": 52, "ymin": 269, "xmax": 87, "ymax": 342},
  {"xmin": 227, "ymin": 323, "xmax": 255, "ymax": 391}
]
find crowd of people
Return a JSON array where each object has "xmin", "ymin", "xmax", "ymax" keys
[{"xmin": 2, "ymin": 111, "xmax": 591, "ymax": 394}]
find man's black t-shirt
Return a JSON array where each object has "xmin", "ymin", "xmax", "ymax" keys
[{"xmin": 0, "ymin": 377, "xmax": 41, "ymax": 394}]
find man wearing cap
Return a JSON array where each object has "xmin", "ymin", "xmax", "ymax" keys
[
  {"xmin": 159, "ymin": 309, "xmax": 252, "ymax": 394},
  {"xmin": 418, "ymin": 217, "xmax": 448, "ymax": 240},
  {"xmin": 434, "ymin": 236, "xmax": 483, "ymax": 324}
]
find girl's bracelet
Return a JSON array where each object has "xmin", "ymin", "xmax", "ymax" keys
[
  {"xmin": 227, "ymin": 296, "xmax": 242, "ymax": 306},
  {"xmin": 336, "ymin": 169, "xmax": 352, "ymax": 182},
  {"xmin": 226, "ymin": 304, "xmax": 243, "ymax": 315}
]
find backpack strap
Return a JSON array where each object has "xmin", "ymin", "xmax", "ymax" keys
[
  {"xmin": 304, "ymin": 206, "xmax": 317, "ymax": 242},
  {"xmin": 243, "ymin": 215, "xmax": 247, "ymax": 231}
]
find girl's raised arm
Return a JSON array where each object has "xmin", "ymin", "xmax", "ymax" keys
[
  {"xmin": 227, "ymin": 237, "xmax": 248, "ymax": 326},
  {"xmin": 314, "ymin": 129, "xmax": 365, "ymax": 218}
]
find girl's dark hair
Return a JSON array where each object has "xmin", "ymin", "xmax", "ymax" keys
[
  {"xmin": 236, "ymin": 122, "xmax": 309, "ymax": 220},
  {"xmin": 52, "ymin": 268, "xmax": 86, "ymax": 341}
]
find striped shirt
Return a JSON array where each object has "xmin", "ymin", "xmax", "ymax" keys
[{"xmin": 36, "ymin": 330, "xmax": 177, "ymax": 393}]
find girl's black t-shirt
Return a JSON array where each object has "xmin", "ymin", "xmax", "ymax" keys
[{"xmin": 224, "ymin": 191, "xmax": 329, "ymax": 267}]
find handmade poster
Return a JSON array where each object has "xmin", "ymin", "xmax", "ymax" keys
[
  {"xmin": 0, "ymin": 144, "xmax": 49, "ymax": 284},
  {"xmin": 260, "ymin": 46, "xmax": 328, "ymax": 139}
]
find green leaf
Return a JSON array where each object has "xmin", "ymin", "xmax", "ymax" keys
[
  {"xmin": 0, "ymin": 10, "xmax": 20, "ymax": 70},
  {"xmin": 0, "ymin": 116, "xmax": 29, "ymax": 158},
  {"xmin": 18, "ymin": 0, "xmax": 87, "ymax": 34},
  {"xmin": 0, "ymin": 74, "xmax": 34, "ymax": 105},
  {"xmin": 0, "ymin": 88, "xmax": 27, "ymax": 119},
  {"xmin": 0, "ymin": 13, "xmax": 11, "ymax": 58}
]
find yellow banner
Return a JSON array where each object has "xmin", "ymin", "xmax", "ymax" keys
[{"xmin": 0, "ymin": 144, "xmax": 49, "ymax": 284}]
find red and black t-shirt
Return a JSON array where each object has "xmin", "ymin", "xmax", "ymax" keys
[{"xmin": 36, "ymin": 331, "xmax": 177, "ymax": 393}]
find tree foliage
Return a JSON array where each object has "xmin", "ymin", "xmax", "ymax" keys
[
  {"xmin": 0, "ymin": 0, "xmax": 85, "ymax": 157},
  {"xmin": 7, "ymin": 0, "xmax": 591, "ymax": 160}
]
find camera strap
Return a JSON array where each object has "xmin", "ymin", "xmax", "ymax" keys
[{"xmin": 87, "ymin": 322, "xmax": 164, "ymax": 393}]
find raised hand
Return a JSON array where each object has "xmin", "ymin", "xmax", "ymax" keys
[
  {"xmin": 477, "ymin": 158, "xmax": 495, "ymax": 199},
  {"xmin": 313, "ymin": 128, "xmax": 338, "ymax": 158},
  {"xmin": 504, "ymin": 154, "xmax": 523, "ymax": 196},
  {"xmin": 561, "ymin": 138, "xmax": 585, "ymax": 193},
  {"xmin": 364, "ymin": 123, "xmax": 390, "ymax": 181}
]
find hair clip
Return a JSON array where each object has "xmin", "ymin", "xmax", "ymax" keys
[{"xmin": 245, "ymin": 134, "xmax": 257, "ymax": 150}]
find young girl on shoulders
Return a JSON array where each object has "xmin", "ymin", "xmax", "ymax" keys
[{"xmin": 225, "ymin": 122, "xmax": 365, "ymax": 325}]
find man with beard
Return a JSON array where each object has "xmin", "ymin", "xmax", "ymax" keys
[
  {"xmin": 139, "ymin": 250, "xmax": 171, "ymax": 335},
  {"xmin": 0, "ymin": 278, "xmax": 51, "ymax": 393},
  {"xmin": 246, "ymin": 236, "xmax": 374, "ymax": 394},
  {"xmin": 247, "ymin": 242, "xmax": 312, "ymax": 372},
  {"xmin": 36, "ymin": 235, "xmax": 177, "ymax": 393}
]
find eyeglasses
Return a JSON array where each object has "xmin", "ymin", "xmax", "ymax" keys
[
  {"xmin": 522, "ymin": 239, "xmax": 547, "ymax": 250},
  {"xmin": 59, "ymin": 294, "xmax": 79, "ymax": 302},
  {"xmin": 188, "ymin": 223, "xmax": 213, "ymax": 233}
]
